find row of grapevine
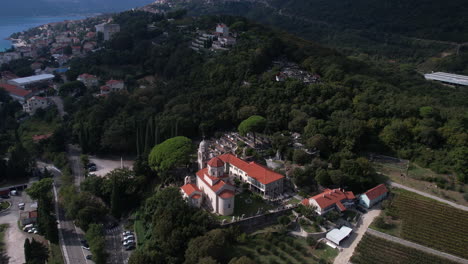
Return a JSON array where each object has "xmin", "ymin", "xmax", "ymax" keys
[
  {"xmin": 391, "ymin": 190, "xmax": 468, "ymax": 258},
  {"xmin": 351, "ymin": 234, "xmax": 459, "ymax": 264}
]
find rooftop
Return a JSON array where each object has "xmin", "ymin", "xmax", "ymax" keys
[
  {"xmin": 364, "ymin": 184, "xmax": 388, "ymax": 200},
  {"xmin": 218, "ymin": 153, "xmax": 284, "ymax": 185},
  {"xmin": 326, "ymin": 226, "xmax": 352, "ymax": 244},
  {"xmin": 306, "ymin": 188, "xmax": 355, "ymax": 210},
  {"xmin": 0, "ymin": 83, "xmax": 32, "ymax": 98},
  {"xmin": 424, "ymin": 72, "xmax": 468, "ymax": 86},
  {"xmin": 10, "ymin": 74, "xmax": 55, "ymax": 85}
]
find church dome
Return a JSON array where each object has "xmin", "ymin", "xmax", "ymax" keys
[{"xmin": 208, "ymin": 157, "xmax": 224, "ymax": 167}]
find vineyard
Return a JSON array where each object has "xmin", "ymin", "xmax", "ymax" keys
[
  {"xmin": 386, "ymin": 189, "xmax": 468, "ymax": 259},
  {"xmin": 230, "ymin": 232, "xmax": 338, "ymax": 264},
  {"xmin": 351, "ymin": 234, "xmax": 459, "ymax": 264}
]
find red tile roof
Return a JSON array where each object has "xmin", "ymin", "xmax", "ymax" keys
[
  {"xmin": 196, "ymin": 168, "xmax": 233, "ymax": 192},
  {"xmin": 364, "ymin": 184, "xmax": 388, "ymax": 201},
  {"xmin": 301, "ymin": 198, "xmax": 309, "ymax": 206},
  {"xmin": 336, "ymin": 201, "xmax": 346, "ymax": 211},
  {"xmin": 0, "ymin": 83, "xmax": 32, "ymax": 98},
  {"xmin": 219, "ymin": 190, "xmax": 235, "ymax": 199},
  {"xmin": 218, "ymin": 154, "xmax": 284, "ymax": 185},
  {"xmin": 100, "ymin": 85, "xmax": 110, "ymax": 91},
  {"xmin": 106, "ymin": 79, "xmax": 123, "ymax": 85},
  {"xmin": 32, "ymin": 133, "xmax": 53, "ymax": 142},
  {"xmin": 78, "ymin": 73, "xmax": 97, "ymax": 80},
  {"xmin": 192, "ymin": 194, "xmax": 201, "ymax": 199},
  {"xmin": 208, "ymin": 157, "xmax": 224, "ymax": 167},
  {"xmin": 309, "ymin": 188, "xmax": 355, "ymax": 210},
  {"xmin": 180, "ymin": 183, "xmax": 200, "ymax": 196}
]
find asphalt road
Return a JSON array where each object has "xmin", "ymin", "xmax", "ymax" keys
[
  {"xmin": 45, "ymin": 162, "xmax": 90, "ymax": 264},
  {"xmin": 105, "ymin": 226, "xmax": 131, "ymax": 264}
]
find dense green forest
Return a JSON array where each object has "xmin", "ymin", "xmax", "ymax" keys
[
  {"xmin": 62, "ymin": 11, "xmax": 468, "ymax": 185},
  {"xmin": 170, "ymin": 0, "xmax": 467, "ymax": 63}
]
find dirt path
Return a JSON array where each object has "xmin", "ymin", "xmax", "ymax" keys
[
  {"xmin": 333, "ymin": 207, "xmax": 381, "ymax": 264},
  {"xmin": 367, "ymin": 229, "xmax": 468, "ymax": 264},
  {"xmin": 390, "ymin": 182, "xmax": 468, "ymax": 211}
]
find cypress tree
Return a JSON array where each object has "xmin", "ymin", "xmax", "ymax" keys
[{"xmin": 24, "ymin": 238, "xmax": 31, "ymax": 262}]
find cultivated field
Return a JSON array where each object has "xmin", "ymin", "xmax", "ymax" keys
[
  {"xmin": 382, "ymin": 189, "xmax": 468, "ymax": 259},
  {"xmin": 230, "ymin": 231, "xmax": 337, "ymax": 264},
  {"xmin": 351, "ymin": 234, "xmax": 459, "ymax": 264}
]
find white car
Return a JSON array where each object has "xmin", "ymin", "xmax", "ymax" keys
[
  {"xmin": 122, "ymin": 240, "xmax": 135, "ymax": 246},
  {"xmin": 122, "ymin": 231, "xmax": 133, "ymax": 236},
  {"xmin": 18, "ymin": 203, "xmax": 25, "ymax": 210},
  {"xmin": 122, "ymin": 235, "xmax": 134, "ymax": 241}
]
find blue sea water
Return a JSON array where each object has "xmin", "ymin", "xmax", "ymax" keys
[{"xmin": 0, "ymin": 15, "xmax": 86, "ymax": 52}]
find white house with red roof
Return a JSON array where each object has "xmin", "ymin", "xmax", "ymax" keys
[
  {"xmin": 302, "ymin": 188, "xmax": 356, "ymax": 215},
  {"xmin": 359, "ymin": 184, "xmax": 388, "ymax": 208},
  {"xmin": 106, "ymin": 79, "xmax": 125, "ymax": 92},
  {"xmin": 181, "ymin": 156, "xmax": 236, "ymax": 215},
  {"xmin": 23, "ymin": 96, "xmax": 49, "ymax": 113},
  {"xmin": 215, "ymin": 23, "xmax": 229, "ymax": 37},
  {"xmin": 77, "ymin": 73, "xmax": 99, "ymax": 88},
  {"xmin": 0, "ymin": 83, "xmax": 33, "ymax": 102}
]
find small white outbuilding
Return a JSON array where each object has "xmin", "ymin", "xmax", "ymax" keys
[{"xmin": 326, "ymin": 226, "xmax": 353, "ymax": 245}]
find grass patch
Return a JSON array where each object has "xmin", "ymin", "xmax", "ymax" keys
[
  {"xmin": 351, "ymin": 234, "xmax": 459, "ymax": 264},
  {"xmin": 234, "ymin": 191, "xmax": 275, "ymax": 217},
  {"xmin": 375, "ymin": 189, "xmax": 468, "ymax": 258},
  {"xmin": 0, "ymin": 201, "xmax": 9, "ymax": 210},
  {"xmin": 134, "ymin": 220, "xmax": 146, "ymax": 247},
  {"xmin": 48, "ymin": 243, "xmax": 64, "ymax": 264}
]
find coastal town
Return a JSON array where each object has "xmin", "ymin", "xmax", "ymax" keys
[{"xmin": 0, "ymin": 2, "xmax": 467, "ymax": 264}]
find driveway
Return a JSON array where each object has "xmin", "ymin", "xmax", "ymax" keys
[
  {"xmin": 333, "ymin": 207, "xmax": 382, "ymax": 264},
  {"xmin": 0, "ymin": 189, "xmax": 36, "ymax": 264},
  {"xmin": 88, "ymin": 156, "xmax": 134, "ymax": 177}
]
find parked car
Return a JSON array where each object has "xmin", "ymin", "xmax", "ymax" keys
[
  {"xmin": 86, "ymin": 255, "xmax": 92, "ymax": 260},
  {"xmin": 123, "ymin": 240, "xmax": 135, "ymax": 246},
  {"xmin": 23, "ymin": 224, "xmax": 33, "ymax": 231},
  {"xmin": 18, "ymin": 203, "xmax": 25, "ymax": 210},
  {"xmin": 122, "ymin": 231, "xmax": 133, "ymax": 236},
  {"xmin": 125, "ymin": 244, "xmax": 135, "ymax": 251},
  {"xmin": 122, "ymin": 235, "xmax": 135, "ymax": 242},
  {"xmin": 88, "ymin": 166, "xmax": 97, "ymax": 172},
  {"xmin": 10, "ymin": 190, "xmax": 18, "ymax": 196}
]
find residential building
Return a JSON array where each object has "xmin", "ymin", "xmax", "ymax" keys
[
  {"xmin": 359, "ymin": 184, "xmax": 388, "ymax": 208},
  {"xmin": 95, "ymin": 23, "xmax": 121, "ymax": 41},
  {"xmin": 302, "ymin": 188, "xmax": 356, "ymax": 215},
  {"xmin": 23, "ymin": 96, "xmax": 49, "ymax": 113},
  {"xmin": 77, "ymin": 73, "xmax": 99, "ymax": 88},
  {"xmin": 100, "ymin": 85, "xmax": 111, "ymax": 95},
  {"xmin": 216, "ymin": 24, "xmax": 229, "ymax": 37},
  {"xmin": 106, "ymin": 79, "xmax": 125, "ymax": 91},
  {"xmin": 0, "ymin": 83, "xmax": 33, "ymax": 102},
  {"xmin": 32, "ymin": 133, "xmax": 53, "ymax": 143}
]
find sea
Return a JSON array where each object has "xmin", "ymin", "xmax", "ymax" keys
[{"xmin": 0, "ymin": 15, "xmax": 87, "ymax": 52}]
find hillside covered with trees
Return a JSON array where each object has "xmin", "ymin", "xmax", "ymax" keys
[
  {"xmin": 63, "ymin": 11, "xmax": 468, "ymax": 187},
  {"xmin": 167, "ymin": 0, "xmax": 468, "ymax": 64}
]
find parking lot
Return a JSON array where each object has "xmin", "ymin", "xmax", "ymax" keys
[
  {"xmin": 88, "ymin": 156, "xmax": 134, "ymax": 177},
  {"xmin": 0, "ymin": 188, "xmax": 40, "ymax": 264},
  {"xmin": 105, "ymin": 225, "xmax": 132, "ymax": 264}
]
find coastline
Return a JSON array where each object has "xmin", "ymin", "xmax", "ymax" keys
[{"xmin": 0, "ymin": 14, "xmax": 96, "ymax": 52}]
